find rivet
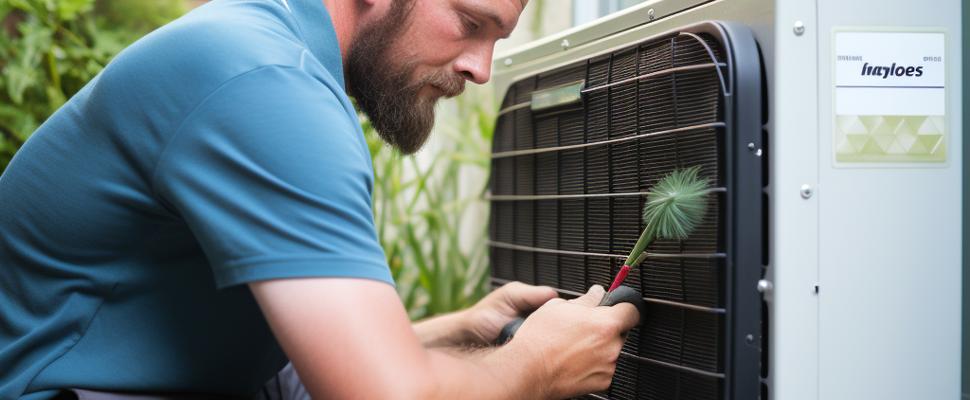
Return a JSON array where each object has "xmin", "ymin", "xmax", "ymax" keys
[
  {"xmin": 503, "ymin": 58, "xmax": 512, "ymax": 67},
  {"xmin": 793, "ymin": 21, "xmax": 805, "ymax": 36},
  {"xmin": 757, "ymin": 280, "xmax": 773, "ymax": 294},
  {"xmin": 747, "ymin": 142, "xmax": 756, "ymax": 150},
  {"xmin": 745, "ymin": 334, "xmax": 755, "ymax": 344},
  {"xmin": 561, "ymin": 39, "xmax": 570, "ymax": 50},
  {"xmin": 800, "ymin": 184, "xmax": 813, "ymax": 199}
]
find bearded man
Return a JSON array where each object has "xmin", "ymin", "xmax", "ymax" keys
[{"xmin": 0, "ymin": 0, "xmax": 639, "ymax": 399}]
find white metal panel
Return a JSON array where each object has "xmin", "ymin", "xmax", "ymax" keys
[
  {"xmin": 770, "ymin": 1, "xmax": 822, "ymax": 399},
  {"xmin": 816, "ymin": 1, "xmax": 963, "ymax": 399}
]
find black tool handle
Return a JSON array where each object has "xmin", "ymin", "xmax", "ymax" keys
[{"xmin": 494, "ymin": 285, "xmax": 644, "ymax": 345}]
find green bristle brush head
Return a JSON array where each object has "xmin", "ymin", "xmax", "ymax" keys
[{"xmin": 624, "ymin": 166, "xmax": 711, "ymax": 266}]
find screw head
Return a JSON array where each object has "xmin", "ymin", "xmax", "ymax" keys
[
  {"xmin": 560, "ymin": 39, "xmax": 570, "ymax": 50},
  {"xmin": 745, "ymin": 334, "xmax": 755, "ymax": 344},
  {"xmin": 747, "ymin": 142, "xmax": 756, "ymax": 150},
  {"xmin": 648, "ymin": 8, "xmax": 656, "ymax": 20},
  {"xmin": 757, "ymin": 279, "xmax": 773, "ymax": 294},
  {"xmin": 503, "ymin": 58, "xmax": 512, "ymax": 67},
  {"xmin": 800, "ymin": 184, "xmax": 813, "ymax": 199},
  {"xmin": 793, "ymin": 21, "xmax": 805, "ymax": 36}
]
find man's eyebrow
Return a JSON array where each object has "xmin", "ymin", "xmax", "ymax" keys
[{"xmin": 461, "ymin": 3, "xmax": 514, "ymax": 38}]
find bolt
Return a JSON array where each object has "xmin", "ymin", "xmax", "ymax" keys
[
  {"xmin": 561, "ymin": 39, "xmax": 570, "ymax": 50},
  {"xmin": 648, "ymin": 8, "xmax": 656, "ymax": 20},
  {"xmin": 503, "ymin": 58, "xmax": 512, "ymax": 67},
  {"xmin": 793, "ymin": 21, "xmax": 805, "ymax": 36},
  {"xmin": 757, "ymin": 279, "xmax": 773, "ymax": 294},
  {"xmin": 800, "ymin": 184, "xmax": 813, "ymax": 199}
]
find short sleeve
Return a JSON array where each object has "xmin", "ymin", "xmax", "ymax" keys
[{"xmin": 153, "ymin": 65, "xmax": 392, "ymax": 288}]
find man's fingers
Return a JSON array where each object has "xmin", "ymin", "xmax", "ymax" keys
[
  {"xmin": 602, "ymin": 302, "xmax": 640, "ymax": 332},
  {"xmin": 569, "ymin": 285, "xmax": 605, "ymax": 307},
  {"xmin": 499, "ymin": 282, "xmax": 558, "ymax": 314}
]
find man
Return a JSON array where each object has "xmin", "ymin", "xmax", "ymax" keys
[{"xmin": 0, "ymin": 0, "xmax": 640, "ymax": 398}]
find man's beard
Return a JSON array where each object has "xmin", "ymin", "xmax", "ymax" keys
[{"xmin": 346, "ymin": 1, "xmax": 465, "ymax": 154}]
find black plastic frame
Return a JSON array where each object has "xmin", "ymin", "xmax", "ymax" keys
[
  {"xmin": 697, "ymin": 21, "xmax": 764, "ymax": 400},
  {"xmin": 488, "ymin": 21, "xmax": 765, "ymax": 400}
]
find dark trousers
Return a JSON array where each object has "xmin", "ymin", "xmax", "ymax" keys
[{"xmin": 56, "ymin": 363, "xmax": 310, "ymax": 400}]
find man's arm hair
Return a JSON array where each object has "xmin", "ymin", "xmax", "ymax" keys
[
  {"xmin": 249, "ymin": 278, "xmax": 544, "ymax": 399},
  {"xmin": 412, "ymin": 310, "xmax": 477, "ymax": 348}
]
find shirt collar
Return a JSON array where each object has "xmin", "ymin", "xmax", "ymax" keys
[{"xmin": 285, "ymin": 0, "xmax": 346, "ymax": 90}]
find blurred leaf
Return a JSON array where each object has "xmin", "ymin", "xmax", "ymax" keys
[
  {"xmin": 0, "ymin": 0, "xmax": 186, "ymax": 173},
  {"xmin": 56, "ymin": 0, "xmax": 94, "ymax": 21}
]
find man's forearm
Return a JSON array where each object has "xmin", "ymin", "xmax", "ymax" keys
[
  {"xmin": 412, "ymin": 310, "xmax": 476, "ymax": 348},
  {"xmin": 423, "ymin": 339, "xmax": 548, "ymax": 399}
]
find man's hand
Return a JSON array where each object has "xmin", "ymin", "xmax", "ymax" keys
[
  {"xmin": 463, "ymin": 281, "xmax": 557, "ymax": 344},
  {"xmin": 508, "ymin": 285, "xmax": 640, "ymax": 399},
  {"xmin": 411, "ymin": 281, "xmax": 556, "ymax": 348}
]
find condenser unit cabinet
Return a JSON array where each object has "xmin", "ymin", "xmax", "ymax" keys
[{"xmin": 486, "ymin": 1, "xmax": 963, "ymax": 399}]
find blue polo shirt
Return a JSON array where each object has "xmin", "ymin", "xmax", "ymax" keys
[{"xmin": 0, "ymin": 0, "xmax": 393, "ymax": 398}]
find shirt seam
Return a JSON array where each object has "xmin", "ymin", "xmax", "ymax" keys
[
  {"xmin": 214, "ymin": 256, "xmax": 392, "ymax": 288},
  {"xmin": 149, "ymin": 64, "xmax": 303, "ymax": 200},
  {"xmin": 221, "ymin": 254, "xmax": 388, "ymax": 269},
  {"xmin": 23, "ymin": 282, "xmax": 119, "ymax": 395}
]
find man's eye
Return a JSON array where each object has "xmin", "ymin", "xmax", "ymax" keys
[{"xmin": 460, "ymin": 14, "xmax": 480, "ymax": 35}]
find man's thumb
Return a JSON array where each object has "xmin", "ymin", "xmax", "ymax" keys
[
  {"xmin": 517, "ymin": 285, "xmax": 558, "ymax": 310},
  {"xmin": 570, "ymin": 284, "xmax": 606, "ymax": 307}
]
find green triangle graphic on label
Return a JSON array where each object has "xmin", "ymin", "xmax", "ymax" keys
[
  {"xmin": 917, "ymin": 116, "xmax": 943, "ymax": 135},
  {"xmin": 896, "ymin": 130, "xmax": 917, "ymax": 151},
  {"xmin": 859, "ymin": 115, "xmax": 883, "ymax": 132},
  {"xmin": 846, "ymin": 134, "xmax": 870, "ymax": 152},
  {"xmin": 904, "ymin": 116, "xmax": 927, "ymax": 134},
  {"xmin": 918, "ymin": 134, "xmax": 942, "ymax": 153},
  {"xmin": 886, "ymin": 140, "xmax": 906, "ymax": 154},
  {"xmin": 908, "ymin": 139, "xmax": 929, "ymax": 155},
  {"xmin": 872, "ymin": 134, "xmax": 895, "ymax": 152},
  {"xmin": 835, "ymin": 114, "xmax": 946, "ymax": 163},
  {"xmin": 837, "ymin": 139, "xmax": 856, "ymax": 155},
  {"xmin": 860, "ymin": 138, "xmax": 884, "ymax": 155},
  {"xmin": 871, "ymin": 117, "xmax": 894, "ymax": 136},
  {"xmin": 893, "ymin": 118, "xmax": 913, "ymax": 136},
  {"xmin": 838, "ymin": 116, "xmax": 868, "ymax": 135}
]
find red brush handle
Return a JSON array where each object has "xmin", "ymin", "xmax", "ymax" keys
[{"xmin": 608, "ymin": 265, "xmax": 632, "ymax": 292}]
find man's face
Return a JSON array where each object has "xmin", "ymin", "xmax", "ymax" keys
[{"xmin": 347, "ymin": 0, "xmax": 524, "ymax": 154}]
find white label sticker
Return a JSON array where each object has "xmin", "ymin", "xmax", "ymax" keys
[{"xmin": 833, "ymin": 31, "xmax": 946, "ymax": 163}]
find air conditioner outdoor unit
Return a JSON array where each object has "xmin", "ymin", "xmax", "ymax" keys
[{"xmin": 486, "ymin": 1, "xmax": 963, "ymax": 399}]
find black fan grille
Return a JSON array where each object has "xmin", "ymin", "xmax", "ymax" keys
[{"xmin": 490, "ymin": 30, "xmax": 744, "ymax": 400}]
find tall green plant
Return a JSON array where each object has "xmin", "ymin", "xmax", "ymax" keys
[
  {"xmin": 0, "ymin": 0, "xmax": 186, "ymax": 172},
  {"xmin": 364, "ymin": 86, "xmax": 496, "ymax": 320}
]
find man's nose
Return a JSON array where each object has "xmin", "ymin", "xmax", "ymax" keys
[{"xmin": 453, "ymin": 44, "xmax": 494, "ymax": 85}]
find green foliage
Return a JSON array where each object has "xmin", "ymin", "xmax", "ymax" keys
[
  {"xmin": 0, "ymin": 0, "xmax": 186, "ymax": 172},
  {"xmin": 364, "ymin": 86, "xmax": 495, "ymax": 320}
]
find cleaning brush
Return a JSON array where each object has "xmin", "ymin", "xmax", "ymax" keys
[
  {"xmin": 496, "ymin": 166, "xmax": 713, "ymax": 344},
  {"xmin": 608, "ymin": 166, "xmax": 712, "ymax": 291}
]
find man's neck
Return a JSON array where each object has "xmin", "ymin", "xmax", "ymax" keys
[{"xmin": 320, "ymin": 0, "xmax": 360, "ymax": 65}]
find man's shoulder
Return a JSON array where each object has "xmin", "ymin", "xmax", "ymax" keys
[{"xmin": 103, "ymin": 1, "xmax": 333, "ymax": 102}]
